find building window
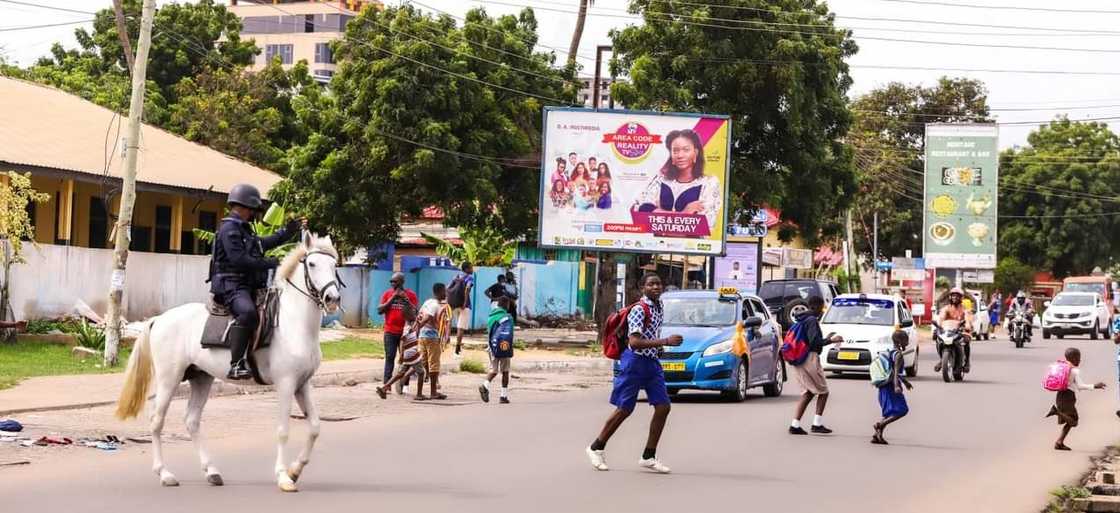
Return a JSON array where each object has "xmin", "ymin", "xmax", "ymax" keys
[
  {"xmin": 313, "ymin": 69, "xmax": 334, "ymax": 83},
  {"xmin": 88, "ymin": 197, "xmax": 109, "ymax": 249},
  {"xmin": 180, "ymin": 231, "xmax": 195, "ymax": 256},
  {"xmin": 198, "ymin": 211, "xmax": 217, "ymax": 254},
  {"xmin": 23, "ymin": 200, "xmax": 36, "ymax": 241},
  {"xmin": 304, "ymin": 14, "xmax": 314, "ymax": 33},
  {"xmin": 154, "ymin": 205, "xmax": 172, "ymax": 253},
  {"xmin": 315, "ymin": 42, "xmax": 333, "ymax": 64},
  {"xmin": 131, "ymin": 226, "xmax": 152, "ymax": 252},
  {"xmin": 265, "ymin": 44, "xmax": 294, "ymax": 65}
]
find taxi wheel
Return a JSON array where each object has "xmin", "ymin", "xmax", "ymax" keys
[
  {"xmin": 668, "ymin": 389, "xmax": 680, "ymax": 396},
  {"xmin": 763, "ymin": 360, "xmax": 783, "ymax": 397},
  {"xmin": 722, "ymin": 360, "xmax": 750, "ymax": 402}
]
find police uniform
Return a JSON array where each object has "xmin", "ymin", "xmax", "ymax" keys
[{"xmin": 209, "ymin": 184, "xmax": 299, "ymax": 380}]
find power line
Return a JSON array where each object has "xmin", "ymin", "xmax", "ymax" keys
[
  {"xmin": 475, "ymin": 0, "xmax": 1120, "ymax": 54},
  {"xmin": 593, "ymin": 0, "xmax": 1120, "ymax": 35},
  {"xmin": 880, "ymin": 0, "xmax": 1120, "ymax": 15},
  {"xmin": 0, "ymin": 19, "xmax": 95, "ymax": 32},
  {"xmin": 0, "ymin": 0, "xmax": 94, "ymax": 16}
]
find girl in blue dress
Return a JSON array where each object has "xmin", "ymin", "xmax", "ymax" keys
[{"xmin": 873, "ymin": 331, "xmax": 914, "ymax": 445}]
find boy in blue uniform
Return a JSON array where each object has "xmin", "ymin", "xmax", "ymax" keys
[
  {"xmin": 209, "ymin": 183, "xmax": 302, "ymax": 380},
  {"xmin": 586, "ymin": 274, "xmax": 682, "ymax": 474}
]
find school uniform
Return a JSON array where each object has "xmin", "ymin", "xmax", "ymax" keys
[{"xmin": 609, "ymin": 296, "xmax": 671, "ymax": 412}]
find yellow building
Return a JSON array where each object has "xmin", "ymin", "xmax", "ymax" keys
[{"xmin": 0, "ymin": 77, "xmax": 282, "ymax": 254}]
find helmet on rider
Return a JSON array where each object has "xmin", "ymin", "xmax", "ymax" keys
[
  {"xmin": 1015, "ymin": 291, "xmax": 1027, "ymax": 304},
  {"xmin": 949, "ymin": 287, "xmax": 964, "ymax": 305},
  {"xmin": 227, "ymin": 183, "xmax": 263, "ymax": 211}
]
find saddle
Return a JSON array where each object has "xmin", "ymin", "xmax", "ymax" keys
[{"xmin": 201, "ymin": 288, "xmax": 282, "ymax": 383}]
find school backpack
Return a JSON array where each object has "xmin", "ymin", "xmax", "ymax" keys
[
  {"xmin": 446, "ymin": 274, "xmax": 467, "ymax": 309},
  {"xmin": 1043, "ymin": 360, "xmax": 1073, "ymax": 392},
  {"xmin": 489, "ymin": 314, "xmax": 515, "ymax": 359},
  {"xmin": 600, "ymin": 302, "xmax": 651, "ymax": 360},
  {"xmin": 779, "ymin": 319, "xmax": 811, "ymax": 366},
  {"xmin": 869, "ymin": 351, "xmax": 893, "ymax": 388}
]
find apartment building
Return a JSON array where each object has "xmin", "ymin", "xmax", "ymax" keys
[
  {"xmin": 228, "ymin": 0, "xmax": 380, "ymax": 83},
  {"xmin": 578, "ymin": 76, "xmax": 618, "ymax": 109}
]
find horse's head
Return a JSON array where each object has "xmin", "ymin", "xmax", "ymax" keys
[{"xmin": 283, "ymin": 232, "xmax": 342, "ymax": 313}]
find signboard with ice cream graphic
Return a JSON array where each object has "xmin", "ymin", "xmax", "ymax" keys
[
  {"xmin": 923, "ymin": 124, "xmax": 999, "ymax": 269},
  {"xmin": 538, "ymin": 107, "xmax": 731, "ymax": 255}
]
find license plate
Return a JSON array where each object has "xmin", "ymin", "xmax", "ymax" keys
[
  {"xmin": 837, "ymin": 351, "xmax": 860, "ymax": 361},
  {"xmin": 661, "ymin": 362, "xmax": 685, "ymax": 372}
]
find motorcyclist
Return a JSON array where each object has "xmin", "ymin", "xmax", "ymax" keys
[
  {"xmin": 209, "ymin": 184, "xmax": 303, "ymax": 380},
  {"xmin": 934, "ymin": 287, "xmax": 973, "ymax": 373},
  {"xmin": 1007, "ymin": 291, "xmax": 1035, "ymax": 338}
]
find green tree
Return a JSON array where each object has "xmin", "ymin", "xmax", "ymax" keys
[
  {"xmin": 993, "ymin": 257, "xmax": 1035, "ymax": 297},
  {"xmin": 272, "ymin": 6, "xmax": 574, "ymax": 250},
  {"xmin": 421, "ymin": 227, "xmax": 516, "ymax": 267},
  {"xmin": 608, "ymin": 0, "xmax": 858, "ymax": 241},
  {"xmin": 999, "ymin": 118, "xmax": 1120, "ymax": 277},
  {"xmin": 849, "ymin": 77, "xmax": 991, "ymax": 262},
  {"xmin": 0, "ymin": 173, "xmax": 50, "ymax": 342},
  {"xmin": 169, "ymin": 61, "xmax": 314, "ymax": 172}
]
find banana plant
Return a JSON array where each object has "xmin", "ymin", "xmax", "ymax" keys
[
  {"xmin": 421, "ymin": 226, "xmax": 516, "ymax": 267},
  {"xmin": 193, "ymin": 203, "xmax": 297, "ymax": 258}
]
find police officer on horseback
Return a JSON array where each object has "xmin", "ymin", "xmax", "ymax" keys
[{"xmin": 210, "ymin": 184, "xmax": 304, "ymax": 380}]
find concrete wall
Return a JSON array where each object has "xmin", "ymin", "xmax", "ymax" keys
[{"xmin": 10, "ymin": 243, "xmax": 210, "ymax": 321}]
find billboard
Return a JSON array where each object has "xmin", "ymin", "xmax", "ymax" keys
[
  {"xmin": 714, "ymin": 242, "xmax": 759, "ymax": 294},
  {"xmin": 539, "ymin": 108, "xmax": 731, "ymax": 255},
  {"xmin": 923, "ymin": 124, "xmax": 998, "ymax": 269}
]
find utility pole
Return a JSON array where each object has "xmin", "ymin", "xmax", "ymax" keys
[
  {"xmin": 593, "ymin": 45, "xmax": 611, "ymax": 109},
  {"xmin": 873, "ymin": 212, "xmax": 879, "ymax": 291},
  {"xmin": 104, "ymin": 0, "xmax": 157, "ymax": 366},
  {"xmin": 845, "ymin": 209, "xmax": 857, "ymax": 293}
]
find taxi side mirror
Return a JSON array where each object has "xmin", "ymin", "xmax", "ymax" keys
[
  {"xmin": 745, "ymin": 316, "xmax": 764, "ymax": 329},
  {"xmin": 900, "ymin": 318, "xmax": 914, "ymax": 328}
]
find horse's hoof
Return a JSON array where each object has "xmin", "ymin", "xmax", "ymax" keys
[
  {"xmin": 287, "ymin": 464, "xmax": 303, "ymax": 484},
  {"xmin": 160, "ymin": 475, "xmax": 180, "ymax": 487},
  {"xmin": 206, "ymin": 473, "xmax": 224, "ymax": 486},
  {"xmin": 278, "ymin": 473, "xmax": 298, "ymax": 493}
]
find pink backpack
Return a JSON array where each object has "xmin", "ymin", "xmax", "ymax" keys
[{"xmin": 1043, "ymin": 360, "xmax": 1073, "ymax": 392}]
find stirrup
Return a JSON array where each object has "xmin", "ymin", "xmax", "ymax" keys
[{"xmin": 227, "ymin": 360, "xmax": 252, "ymax": 380}]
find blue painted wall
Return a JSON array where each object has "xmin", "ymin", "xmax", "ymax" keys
[{"xmin": 366, "ymin": 261, "xmax": 585, "ymax": 330}]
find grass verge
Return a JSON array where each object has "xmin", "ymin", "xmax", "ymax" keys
[
  {"xmin": 459, "ymin": 359, "xmax": 486, "ymax": 374},
  {"xmin": 321, "ymin": 337, "xmax": 385, "ymax": 361},
  {"xmin": 0, "ymin": 340, "xmax": 131, "ymax": 391}
]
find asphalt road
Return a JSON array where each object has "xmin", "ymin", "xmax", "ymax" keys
[{"xmin": 3, "ymin": 336, "xmax": 1119, "ymax": 513}]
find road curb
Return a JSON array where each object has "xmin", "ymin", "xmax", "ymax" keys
[{"xmin": 0, "ymin": 361, "xmax": 607, "ymax": 417}]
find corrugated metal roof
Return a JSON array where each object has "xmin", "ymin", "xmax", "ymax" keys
[{"xmin": 0, "ymin": 77, "xmax": 282, "ymax": 196}]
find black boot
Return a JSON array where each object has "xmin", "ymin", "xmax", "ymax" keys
[{"xmin": 226, "ymin": 325, "xmax": 253, "ymax": 381}]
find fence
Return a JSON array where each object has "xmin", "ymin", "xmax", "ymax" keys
[{"xmin": 365, "ymin": 261, "xmax": 585, "ymax": 331}]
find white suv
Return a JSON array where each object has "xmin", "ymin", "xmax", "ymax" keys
[{"xmin": 1042, "ymin": 292, "xmax": 1111, "ymax": 340}]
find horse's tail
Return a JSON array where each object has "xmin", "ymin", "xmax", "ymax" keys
[{"xmin": 115, "ymin": 320, "xmax": 154, "ymax": 420}]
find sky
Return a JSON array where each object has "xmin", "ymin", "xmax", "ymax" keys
[{"xmin": 2, "ymin": 0, "xmax": 1118, "ymax": 149}]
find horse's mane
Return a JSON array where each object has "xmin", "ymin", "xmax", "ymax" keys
[{"xmin": 276, "ymin": 235, "xmax": 339, "ymax": 282}]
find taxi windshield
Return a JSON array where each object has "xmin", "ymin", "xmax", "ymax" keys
[
  {"xmin": 822, "ymin": 299, "xmax": 895, "ymax": 326},
  {"xmin": 661, "ymin": 298, "xmax": 737, "ymax": 327}
]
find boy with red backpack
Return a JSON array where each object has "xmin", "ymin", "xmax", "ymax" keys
[
  {"xmin": 1045, "ymin": 347, "xmax": 1106, "ymax": 451},
  {"xmin": 586, "ymin": 274, "xmax": 682, "ymax": 474},
  {"xmin": 786, "ymin": 296, "xmax": 843, "ymax": 435}
]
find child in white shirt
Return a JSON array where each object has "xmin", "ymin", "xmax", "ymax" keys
[{"xmin": 1047, "ymin": 347, "xmax": 1106, "ymax": 451}]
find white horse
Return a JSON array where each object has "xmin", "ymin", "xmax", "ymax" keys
[{"xmin": 116, "ymin": 232, "xmax": 341, "ymax": 492}]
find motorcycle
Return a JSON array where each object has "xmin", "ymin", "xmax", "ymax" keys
[
  {"xmin": 1009, "ymin": 311, "xmax": 1029, "ymax": 349},
  {"xmin": 935, "ymin": 327, "xmax": 967, "ymax": 382}
]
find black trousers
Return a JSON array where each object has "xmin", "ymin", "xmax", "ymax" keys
[{"xmin": 224, "ymin": 288, "xmax": 258, "ymax": 330}]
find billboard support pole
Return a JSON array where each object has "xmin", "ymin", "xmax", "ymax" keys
[
  {"xmin": 873, "ymin": 212, "xmax": 879, "ymax": 291},
  {"xmin": 593, "ymin": 45, "xmax": 612, "ymax": 109}
]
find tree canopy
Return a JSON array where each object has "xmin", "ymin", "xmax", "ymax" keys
[
  {"xmin": 848, "ymin": 77, "xmax": 991, "ymax": 261},
  {"xmin": 608, "ymin": 0, "xmax": 859, "ymax": 241},
  {"xmin": 998, "ymin": 118, "xmax": 1120, "ymax": 278},
  {"xmin": 271, "ymin": 5, "xmax": 574, "ymax": 250}
]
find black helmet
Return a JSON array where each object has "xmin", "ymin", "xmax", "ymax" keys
[{"xmin": 227, "ymin": 183, "xmax": 262, "ymax": 210}]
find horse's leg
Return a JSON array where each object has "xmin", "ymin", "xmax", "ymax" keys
[
  {"xmin": 287, "ymin": 382, "xmax": 320, "ymax": 484},
  {"xmin": 185, "ymin": 375, "xmax": 223, "ymax": 486},
  {"xmin": 274, "ymin": 379, "xmax": 299, "ymax": 492},
  {"xmin": 150, "ymin": 375, "xmax": 179, "ymax": 487}
]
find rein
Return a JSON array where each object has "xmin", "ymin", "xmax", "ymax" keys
[{"xmin": 286, "ymin": 249, "xmax": 344, "ymax": 310}]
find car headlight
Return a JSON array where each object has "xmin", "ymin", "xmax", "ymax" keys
[{"xmin": 703, "ymin": 340, "xmax": 734, "ymax": 357}]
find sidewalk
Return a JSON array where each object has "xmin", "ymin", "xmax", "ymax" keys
[{"xmin": 0, "ymin": 346, "xmax": 610, "ymax": 417}]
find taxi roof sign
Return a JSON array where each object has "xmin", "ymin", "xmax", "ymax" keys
[{"xmin": 718, "ymin": 287, "xmax": 740, "ymax": 296}]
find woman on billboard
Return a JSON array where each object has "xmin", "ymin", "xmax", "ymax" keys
[{"xmin": 633, "ymin": 129, "xmax": 722, "ymax": 227}]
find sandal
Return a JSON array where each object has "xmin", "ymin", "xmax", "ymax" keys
[
  {"xmin": 432, "ymin": 393, "xmax": 448, "ymax": 400},
  {"xmin": 871, "ymin": 435, "xmax": 888, "ymax": 445},
  {"xmin": 1055, "ymin": 443, "xmax": 1072, "ymax": 451},
  {"xmin": 375, "ymin": 387, "xmax": 387, "ymax": 400},
  {"xmin": 414, "ymin": 395, "xmax": 430, "ymax": 401}
]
